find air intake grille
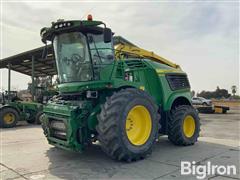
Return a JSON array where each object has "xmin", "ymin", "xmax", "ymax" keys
[
  {"xmin": 49, "ymin": 118, "xmax": 67, "ymax": 141},
  {"xmin": 166, "ymin": 74, "xmax": 190, "ymax": 90},
  {"xmin": 125, "ymin": 60, "xmax": 146, "ymax": 69}
]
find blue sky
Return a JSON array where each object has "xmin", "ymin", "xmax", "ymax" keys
[{"xmin": 0, "ymin": 1, "xmax": 239, "ymax": 95}]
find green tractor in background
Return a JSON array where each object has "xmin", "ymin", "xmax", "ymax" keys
[
  {"xmin": 40, "ymin": 15, "xmax": 200, "ymax": 161},
  {"xmin": 0, "ymin": 82, "xmax": 57, "ymax": 128},
  {"xmin": 0, "ymin": 91, "xmax": 44, "ymax": 128}
]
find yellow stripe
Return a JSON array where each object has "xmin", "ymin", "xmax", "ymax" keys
[{"xmin": 156, "ymin": 69, "xmax": 181, "ymax": 74}]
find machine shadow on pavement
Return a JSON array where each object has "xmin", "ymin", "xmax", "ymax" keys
[{"xmin": 44, "ymin": 137, "xmax": 240, "ymax": 179}]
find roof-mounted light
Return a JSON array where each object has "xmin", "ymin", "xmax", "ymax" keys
[
  {"xmin": 87, "ymin": 14, "xmax": 93, "ymax": 21},
  {"xmin": 54, "ymin": 22, "xmax": 72, "ymax": 29}
]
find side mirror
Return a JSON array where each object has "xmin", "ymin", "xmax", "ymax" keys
[
  {"xmin": 104, "ymin": 28, "xmax": 112, "ymax": 43},
  {"xmin": 40, "ymin": 28, "xmax": 48, "ymax": 44}
]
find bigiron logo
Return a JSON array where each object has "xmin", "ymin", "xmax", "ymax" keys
[{"xmin": 181, "ymin": 161, "xmax": 237, "ymax": 179}]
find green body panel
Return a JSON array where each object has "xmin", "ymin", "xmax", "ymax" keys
[
  {"xmin": 43, "ymin": 103, "xmax": 87, "ymax": 151},
  {"xmin": 87, "ymin": 104, "xmax": 101, "ymax": 131},
  {"xmin": 58, "ymin": 81, "xmax": 111, "ymax": 93},
  {"xmin": 42, "ymin": 59, "xmax": 192, "ymax": 152},
  {"xmin": 1, "ymin": 101, "xmax": 43, "ymax": 121},
  {"xmin": 41, "ymin": 19, "xmax": 192, "ymax": 152},
  {"xmin": 145, "ymin": 60, "xmax": 191, "ymax": 110}
]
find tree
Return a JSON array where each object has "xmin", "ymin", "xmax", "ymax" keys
[
  {"xmin": 197, "ymin": 87, "xmax": 231, "ymax": 99},
  {"xmin": 231, "ymin": 85, "xmax": 237, "ymax": 96}
]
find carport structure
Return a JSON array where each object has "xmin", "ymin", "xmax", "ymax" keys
[{"xmin": 0, "ymin": 45, "xmax": 56, "ymax": 100}]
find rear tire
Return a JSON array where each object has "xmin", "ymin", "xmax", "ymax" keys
[
  {"xmin": 0, "ymin": 107, "xmax": 19, "ymax": 128},
  {"xmin": 35, "ymin": 111, "xmax": 44, "ymax": 124},
  {"xmin": 96, "ymin": 88, "xmax": 160, "ymax": 162},
  {"xmin": 168, "ymin": 105, "xmax": 200, "ymax": 146},
  {"xmin": 26, "ymin": 115, "xmax": 35, "ymax": 124}
]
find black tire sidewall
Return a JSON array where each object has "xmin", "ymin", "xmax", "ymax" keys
[
  {"xmin": 180, "ymin": 107, "xmax": 200, "ymax": 144},
  {"xmin": 26, "ymin": 110, "xmax": 36, "ymax": 123},
  {"xmin": 168, "ymin": 105, "xmax": 200, "ymax": 146},
  {"xmin": 0, "ymin": 108, "xmax": 19, "ymax": 128},
  {"xmin": 97, "ymin": 88, "xmax": 160, "ymax": 161},
  {"xmin": 35, "ymin": 112, "xmax": 44, "ymax": 124},
  {"xmin": 118, "ymin": 93, "xmax": 158, "ymax": 154}
]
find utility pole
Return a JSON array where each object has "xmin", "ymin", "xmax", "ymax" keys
[
  {"xmin": 8, "ymin": 63, "xmax": 11, "ymax": 103},
  {"xmin": 31, "ymin": 56, "xmax": 35, "ymax": 101}
]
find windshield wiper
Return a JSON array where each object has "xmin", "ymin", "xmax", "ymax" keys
[{"xmin": 89, "ymin": 36, "xmax": 102, "ymax": 64}]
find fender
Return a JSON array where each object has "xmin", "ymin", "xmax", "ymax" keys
[
  {"xmin": 0, "ymin": 104, "xmax": 21, "ymax": 115},
  {"xmin": 164, "ymin": 91, "xmax": 192, "ymax": 111}
]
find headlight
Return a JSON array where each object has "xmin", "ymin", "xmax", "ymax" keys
[{"xmin": 54, "ymin": 22, "xmax": 72, "ymax": 29}]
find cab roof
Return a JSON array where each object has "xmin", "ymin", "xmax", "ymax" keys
[{"xmin": 0, "ymin": 37, "xmax": 118, "ymax": 77}]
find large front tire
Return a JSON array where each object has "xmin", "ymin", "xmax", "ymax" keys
[
  {"xmin": 168, "ymin": 105, "xmax": 200, "ymax": 145},
  {"xmin": 96, "ymin": 88, "xmax": 160, "ymax": 162}
]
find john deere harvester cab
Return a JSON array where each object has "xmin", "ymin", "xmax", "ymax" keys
[{"xmin": 40, "ymin": 15, "xmax": 200, "ymax": 162}]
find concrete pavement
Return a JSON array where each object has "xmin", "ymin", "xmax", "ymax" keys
[{"xmin": 1, "ymin": 109, "xmax": 239, "ymax": 180}]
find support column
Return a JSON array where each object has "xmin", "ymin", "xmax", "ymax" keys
[
  {"xmin": 31, "ymin": 56, "xmax": 35, "ymax": 101},
  {"xmin": 8, "ymin": 63, "xmax": 11, "ymax": 103}
]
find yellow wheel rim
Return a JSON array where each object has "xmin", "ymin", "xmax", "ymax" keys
[
  {"xmin": 183, "ymin": 115, "xmax": 196, "ymax": 138},
  {"xmin": 3, "ymin": 113, "xmax": 15, "ymax": 124},
  {"xmin": 125, "ymin": 105, "xmax": 152, "ymax": 146}
]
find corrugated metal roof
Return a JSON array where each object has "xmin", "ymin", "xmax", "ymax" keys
[{"xmin": 0, "ymin": 45, "xmax": 57, "ymax": 77}]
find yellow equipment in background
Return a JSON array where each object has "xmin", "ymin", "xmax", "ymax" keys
[
  {"xmin": 193, "ymin": 105, "xmax": 230, "ymax": 114},
  {"xmin": 113, "ymin": 36, "xmax": 231, "ymax": 115},
  {"xmin": 113, "ymin": 36, "xmax": 180, "ymax": 69}
]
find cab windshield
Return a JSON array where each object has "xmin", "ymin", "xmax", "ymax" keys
[
  {"xmin": 87, "ymin": 33, "xmax": 114, "ymax": 65},
  {"xmin": 53, "ymin": 31, "xmax": 114, "ymax": 83},
  {"xmin": 53, "ymin": 32, "xmax": 92, "ymax": 83},
  {"xmin": 87, "ymin": 33, "xmax": 114, "ymax": 80}
]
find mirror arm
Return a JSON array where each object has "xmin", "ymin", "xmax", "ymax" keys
[{"xmin": 42, "ymin": 42, "xmax": 48, "ymax": 59}]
